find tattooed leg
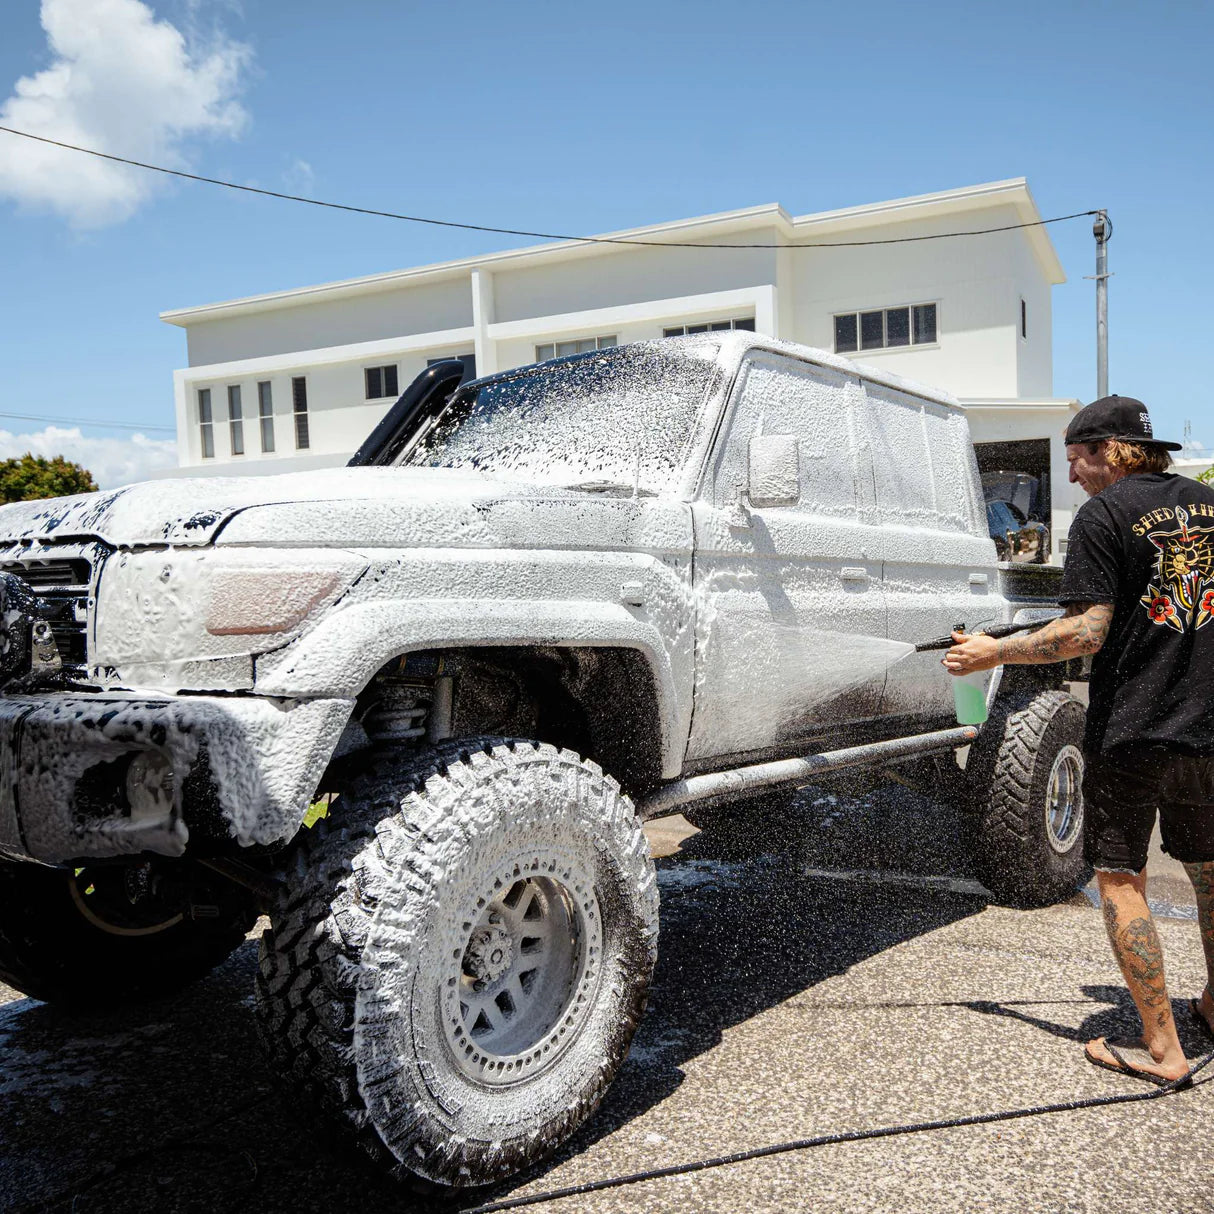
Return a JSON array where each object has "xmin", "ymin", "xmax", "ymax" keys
[
  {"xmin": 1087, "ymin": 869, "xmax": 1189, "ymax": 1080},
  {"xmin": 1183, "ymin": 860, "xmax": 1214, "ymax": 1031}
]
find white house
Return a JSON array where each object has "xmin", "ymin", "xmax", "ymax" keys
[{"xmin": 161, "ymin": 177, "xmax": 1083, "ymax": 557}]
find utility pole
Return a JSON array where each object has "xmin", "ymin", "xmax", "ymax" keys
[{"xmin": 1093, "ymin": 210, "xmax": 1112, "ymax": 398}]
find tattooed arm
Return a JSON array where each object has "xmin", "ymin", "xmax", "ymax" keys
[{"xmin": 943, "ymin": 602, "xmax": 1113, "ymax": 674}]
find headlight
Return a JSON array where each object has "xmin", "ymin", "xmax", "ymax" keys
[
  {"xmin": 206, "ymin": 569, "xmax": 343, "ymax": 635},
  {"xmin": 94, "ymin": 549, "xmax": 366, "ymax": 678}
]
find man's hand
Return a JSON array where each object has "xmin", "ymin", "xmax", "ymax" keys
[
  {"xmin": 944, "ymin": 631, "xmax": 1001, "ymax": 674},
  {"xmin": 943, "ymin": 602, "xmax": 1113, "ymax": 674}
]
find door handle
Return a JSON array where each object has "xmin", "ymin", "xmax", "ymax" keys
[{"xmin": 840, "ymin": 567, "xmax": 869, "ymax": 583}]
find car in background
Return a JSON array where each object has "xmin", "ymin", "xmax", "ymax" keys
[{"xmin": 984, "ymin": 487, "xmax": 1049, "ymax": 563}]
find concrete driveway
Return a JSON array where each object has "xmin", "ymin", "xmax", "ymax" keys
[{"xmin": 2, "ymin": 779, "xmax": 1211, "ymax": 1214}]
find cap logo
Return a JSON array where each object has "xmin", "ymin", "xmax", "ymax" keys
[{"xmin": 1140, "ymin": 412, "xmax": 1152, "ymax": 434}]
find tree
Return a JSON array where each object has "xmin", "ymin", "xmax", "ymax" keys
[{"xmin": 0, "ymin": 454, "xmax": 98, "ymax": 503}]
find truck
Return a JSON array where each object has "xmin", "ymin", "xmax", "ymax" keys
[{"xmin": 0, "ymin": 333, "xmax": 1086, "ymax": 1189}]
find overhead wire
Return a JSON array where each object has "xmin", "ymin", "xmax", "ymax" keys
[
  {"xmin": 0, "ymin": 126, "xmax": 1098, "ymax": 249},
  {"xmin": 0, "ymin": 410, "xmax": 175, "ymax": 434}
]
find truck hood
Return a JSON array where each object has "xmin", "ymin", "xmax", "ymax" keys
[{"xmin": 0, "ymin": 466, "xmax": 690, "ymax": 550}]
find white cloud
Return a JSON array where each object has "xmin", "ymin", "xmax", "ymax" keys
[
  {"xmin": 0, "ymin": 426, "xmax": 178, "ymax": 489},
  {"xmin": 282, "ymin": 157, "xmax": 314, "ymax": 192},
  {"xmin": 0, "ymin": 0, "xmax": 251, "ymax": 227}
]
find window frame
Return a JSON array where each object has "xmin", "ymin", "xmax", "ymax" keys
[
  {"xmin": 832, "ymin": 302, "xmax": 939, "ymax": 355},
  {"xmin": 663, "ymin": 316, "xmax": 756, "ymax": 338},
  {"xmin": 197, "ymin": 388, "xmax": 215, "ymax": 460},
  {"xmin": 257, "ymin": 380, "xmax": 275, "ymax": 454},
  {"xmin": 227, "ymin": 384, "xmax": 244, "ymax": 457},
  {"xmin": 364, "ymin": 363, "xmax": 400, "ymax": 400},
  {"xmin": 291, "ymin": 376, "xmax": 310, "ymax": 450},
  {"xmin": 534, "ymin": 334, "xmax": 618, "ymax": 362}
]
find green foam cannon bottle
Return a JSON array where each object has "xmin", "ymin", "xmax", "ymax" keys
[
  {"xmin": 915, "ymin": 620, "xmax": 1045, "ymax": 727},
  {"xmin": 914, "ymin": 621, "xmax": 1026, "ymax": 729},
  {"xmin": 951, "ymin": 669, "xmax": 989, "ymax": 725}
]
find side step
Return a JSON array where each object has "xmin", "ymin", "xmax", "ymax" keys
[{"xmin": 638, "ymin": 725, "xmax": 979, "ymax": 820}]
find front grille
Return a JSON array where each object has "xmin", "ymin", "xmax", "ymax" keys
[
  {"xmin": 0, "ymin": 557, "xmax": 91, "ymax": 674},
  {"xmin": 3, "ymin": 558, "xmax": 90, "ymax": 591}
]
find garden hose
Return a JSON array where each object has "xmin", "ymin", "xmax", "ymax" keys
[{"xmin": 464, "ymin": 1046, "xmax": 1214, "ymax": 1213}]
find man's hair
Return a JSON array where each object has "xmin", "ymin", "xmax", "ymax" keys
[{"xmin": 1087, "ymin": 439, "xmax": 1173, "ymax": 475}]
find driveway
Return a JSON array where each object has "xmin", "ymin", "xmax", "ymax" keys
[{"xmin": 2, "ymin": 779, "xmax": 1210, "ymax": 1214}]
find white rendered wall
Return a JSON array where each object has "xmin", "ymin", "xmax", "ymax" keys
[
  {"xmin": 788, "ymin": 205, "xmax": 1053, "ymax": 401},
  {"xmin": 491, "ymin": 236, "xmax": 780, "ymax": 325},
  {"xmin": 185, "ymin": 274, "xmax": 474, "ymax": 366},
  {"xmin": 176, "ymin": 329, "xmax": 475, "ymax": 468}
]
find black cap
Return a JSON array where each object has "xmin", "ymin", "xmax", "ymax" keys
[{"xmin": 1064, "ymin": 395, "xmax": 1182, "ymax": 451}]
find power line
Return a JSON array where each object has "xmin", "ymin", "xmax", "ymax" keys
[
  {"xmin": 0, "ymin": 125, "xmax": 1098, "ymax": 249},
  {"xmin": 0, "ymin": 411, "xmax": 175, "ymax": 434}
]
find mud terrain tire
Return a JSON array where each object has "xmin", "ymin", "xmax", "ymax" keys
[
  {"xmin": 0, "ymin": 859, "xmax": 256, "ymax": 1005},
  {"xmin": 256, "ymin": 738, "xmax": 658, "ymax": 1190},
  {"xmin": 968, "ymin": 689, "xmax": 1090, "ymax": 908}
]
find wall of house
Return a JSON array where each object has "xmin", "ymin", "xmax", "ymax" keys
[
  {"xmin": 491, "ymin": 236, "xmax": 780, "ymax": 324},
  {"xmin": 786, "ymin": 205, "xmax": 1054, "ymax": 401},
  {"xmin": 185, "ymin": 274, "xmax": 473, "ymax": 366}
]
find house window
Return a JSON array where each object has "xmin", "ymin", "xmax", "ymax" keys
[
  {"xmin": 1020, "ymin": 298, "xmax": 1027, "ymax": 340},
  {"xmin": 258, "ymin": 381, "xmax": 275, "ymax": 453},
  {"xmin": 197, "ymin": 388, "xmax": 214, "ymax": 460},
  {"xmin": 364, "ymin": 364, "xmax": 399, "ymax": 400},
  {"xmin": 227, "ymin": 385, "xmax": 244, "ymax": 456},
  {"xmin": 834, "ymin": 303, "xmax": 937, "ymax": 353},
  {"xmin": 535, "ymin": 335, "xmax": 617, "ymax": 361},
  {"xmin": 292, "ymin": 376, "xmax": 310, "ymax": 450},
  {"xmin": 663, "ymin": 317, "xmax": 756, "ymax": 337}
]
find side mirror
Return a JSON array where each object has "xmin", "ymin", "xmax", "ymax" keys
[{"xmin": 748, "ymin": 434, "xmax": 800, "ymax": 508}]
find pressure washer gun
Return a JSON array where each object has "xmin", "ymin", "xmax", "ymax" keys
[
  {"xmin": 913, "ymin": 619, "xmax": 1050, "ymax": 653},
  {"xmin": 914, "ymin": 617, "xmax": 1059, "ymax": 725}
]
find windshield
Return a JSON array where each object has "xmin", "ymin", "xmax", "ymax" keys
[{"xmin": 400, "ymin": 340, "xmax": 720, "ymax": 495}]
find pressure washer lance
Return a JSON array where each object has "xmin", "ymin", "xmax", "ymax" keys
[
  {"xmin": 913, "ymin": 618, "xmax": 1047, "ymax": 653},
  {"xmin": 914, "ymin": 619, "xmax": 1049, "ymax": 726}
]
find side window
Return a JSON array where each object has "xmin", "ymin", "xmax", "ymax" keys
[
  {"xmin": 713, "ymin": 354, "xmax": 858, "ymax": 517},
  {"xmin": 923, "ymin": 404, "xmax": 982, "ymax": 532},
  {"xmin": 863, "ymin": 383, "xmax": 976, "ymax": 530}
]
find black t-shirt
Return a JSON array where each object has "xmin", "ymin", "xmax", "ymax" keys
[{"xmin": 1060, "ymin": 472, "xmax": 1214, "ymax": 755}]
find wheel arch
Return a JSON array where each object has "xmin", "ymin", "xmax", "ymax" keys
[{"xmin": 346, "ymin": 642, "xmax": 673, "ymax": 798}]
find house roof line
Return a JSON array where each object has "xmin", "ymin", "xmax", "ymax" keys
[{"xmin": 161, "ymin": 178, "xmax": 1063, "ymax": 327}]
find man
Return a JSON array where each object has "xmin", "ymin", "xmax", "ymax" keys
[{"xmin": 946, "ymin": 395, "xmax": 1214, "ymax": 1085}]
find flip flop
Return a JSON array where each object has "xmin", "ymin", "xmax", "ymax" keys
[
  {"xmin": 1084, "ymin": 1037, "xmax": 1192, "ymax": 1089},
  {"xmin": 1190, "ymin": 998, "xmax": 1214, "ymax": 1042}
]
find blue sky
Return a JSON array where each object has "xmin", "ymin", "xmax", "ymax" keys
[{"xmin": 0, "ymin": 0, "xmax": 1210, "ymax": 484}]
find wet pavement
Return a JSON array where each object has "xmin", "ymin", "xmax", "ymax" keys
[{"xmin": 2, "ymin": 778, "xmax": 1211, "ymax": 1214}]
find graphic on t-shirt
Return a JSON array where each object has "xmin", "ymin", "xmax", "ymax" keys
[{"xmin": 1140, "ymin": 505, "xmax": 1214, "ymax": 633}]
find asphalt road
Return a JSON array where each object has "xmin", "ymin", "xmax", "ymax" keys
[{"xmin": 2, "ymin": 779, "xmax": 1211, "ymax": 1214}]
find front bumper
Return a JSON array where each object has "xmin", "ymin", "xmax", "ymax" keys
[{"xmin": 0, "ymin": 692, "xmax": 353, "ymax": 865}]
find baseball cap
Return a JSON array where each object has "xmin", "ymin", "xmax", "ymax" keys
[{"xmin": 1064, "ymin": 395, "xmax": 1182, "ymax": 451}]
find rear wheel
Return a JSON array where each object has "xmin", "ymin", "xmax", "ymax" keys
[
  {"xmin": 968, "ymin": 689, "xmax": 1091, "ymax": 907},
  {"xmin": 0, "ymin": 858, "xmax": 257, "ymax": 1005}
]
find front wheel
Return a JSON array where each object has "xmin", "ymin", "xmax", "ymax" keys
[
  {"xmin": 968, "ymin": 688, "xmax": 1091, "ymax": 908},
  {"xmin": 256, "ymin": 739, "xmax": 658, "ymax": 1190}
]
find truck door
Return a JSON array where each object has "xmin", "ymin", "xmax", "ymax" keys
[
  {"xmin": 861, "ymin": 381, "xmax": 1003, "ymax": 722},
  {"xmin": 687, "ymin": 352, "xmax": 890, "ymax": 764}
]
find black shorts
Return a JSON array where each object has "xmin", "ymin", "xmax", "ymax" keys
[{"xmin": 1083, "ymin": 746, "xmax": 1214, "ymax": 873}]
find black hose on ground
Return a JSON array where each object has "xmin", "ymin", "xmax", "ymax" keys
[{"xmin": 462, "ymin": 1048, "xmax": 1214, "ymax": 1214}]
